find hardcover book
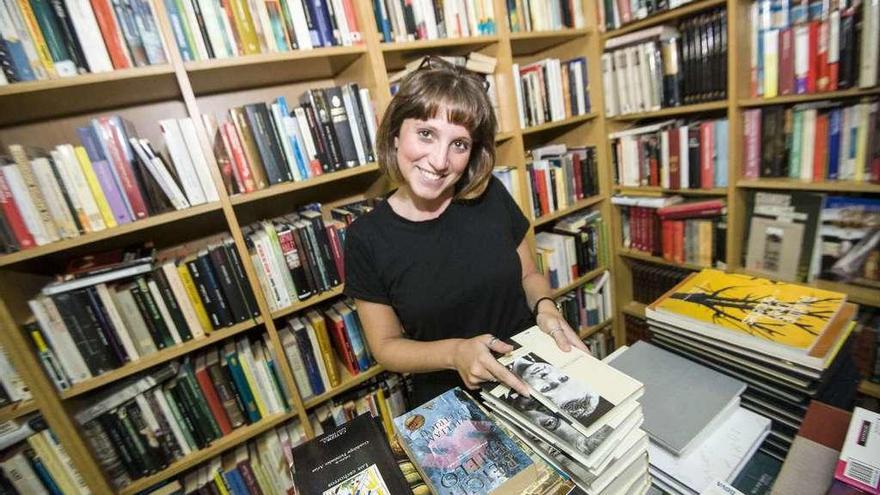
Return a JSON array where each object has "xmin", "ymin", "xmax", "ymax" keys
[{"xmin": 835, "ymin": 407, "xmax": 880, "ymax": 494}]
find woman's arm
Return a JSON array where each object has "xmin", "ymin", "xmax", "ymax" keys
[
  {"xmin": 517, "ymin": 239, "xmax": 591, "ymax": 353},
  {"xmin": 353, "ymin": 298, "xmax": 531, "ymax": 396}
]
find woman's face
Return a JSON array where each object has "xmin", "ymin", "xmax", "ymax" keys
[{"xmin": 394, "ymin": 111, "xmax": 472, "ymax": 205}]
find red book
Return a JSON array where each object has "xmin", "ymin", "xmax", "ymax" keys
[
  {"xmin": 236, "ymin": 458, "xmax": 262, "ymax": 495},
  {"xmin": 779, "ymin": 28, "xmax": 795, "ymax": 95},
  {"xmin": 813, "ymin": 113, "xmax": 830, "ymax": 181},
  {"xmin": 325, "ymin": 223, "xmax": 344, "ymax": 284},
  {"xmin": 648, "ymin": 141, "xmax": 660, "ymax": 187},
  {"xmin": 668, "ymin": 128, "xmax": 681, "ymax": 188},
  {"xmin": 89, "ymin": 0, "xmax": 130, "ymax": 69},
  {"xmin": 0, "ymin": 168, "xmax": 35, "ymax": 249},
  {"xmin": 194, "ymin": 355, "xmax": 234, "ymax": 435},
  {"xmin": 534, "ymin": 167, "xmax": 550, "ymax": 217},
  {"xmin": 616, "ymin": 0, "xmax": 632, "ymax": 24},
  {"xmin": 700, "ymin": 122, "xmax": 714, "ymax": 188},
  {"xmin": 673, "ymin": 220, "xmax": 685, "ymax": 264},
  {"xmin": 340, "ymin": 0, "xmax": 362, "ymax": 43},
  {"xmin": 828, "ymin": 12, "xmax": 840, "ymax": 90},
  {"xmin": 635, "ymin": 207, "xmax": 645, "ymax": 252},
  {"xmin": 325, "ymin": 310, "xmax": 357, "ymax": 375},
  {"xmin": 743, "ymin": 110, "xmax": 762, "ymax": 179},
  {"xmin": 571, "ymin": 152, "xmax": 583, "ymax": 200},
  {"xmin": 650, "ymin": 209, "xmax": 660, "ymax": 255},
  {"xmin": 219, "ymin": 0, "xmax": 243, "ymax": 54},
  {"xmin": 658, "ymin": 199, "xmax": 726, "ymax": 218},
  {"xmin": 661, "ymin": 220, "xmax": 674, "ymax": 261},
  {"xmin": 95, "ymin": 117, "xmax": 148, "ymax": 220},
  {"xmin": 807, "ymin": 21, "xmax": 819, "ymax": 93},
  {"xmin": 217, "ymin": 122, "xmax": 247, "ymax": 193},
  {"xmin": 222, "ymin": 122, "xmax": 256, "ymax": 193},
  {"xmin": 817, "ymin": 19, "xmax": 830, "ymax": 91}
]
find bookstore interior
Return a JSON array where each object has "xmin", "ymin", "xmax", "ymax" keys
[{"xmin": 0, "ymin": 0, "xmax": 878, "ymax": 493}]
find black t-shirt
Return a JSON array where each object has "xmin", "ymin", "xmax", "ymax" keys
[{"xmin": 343, "ymin": 177, "xmax": 535, "ymax": 406}]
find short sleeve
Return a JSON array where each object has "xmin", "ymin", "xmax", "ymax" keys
[
  {"xmin": 343, "ymin": 220, "xmax": 391, "ymax": 304},
  {"xmin": 492, "ymin": 177, "xmax": 530, "ymax": 244}
]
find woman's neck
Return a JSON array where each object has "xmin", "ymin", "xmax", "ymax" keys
[{"xmin": 388, "ymin": 186, "xmax": 454, "ymax": 221}]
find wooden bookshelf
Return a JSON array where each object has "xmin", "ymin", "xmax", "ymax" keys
[
  {"xmin": 521, "ymin": 113, "xmax": 598, "ymax": 135},
  {"xmin": 269, "ymin": 285, "xmax": 346, "ymax": 321},
  {"xmin": 738, "ymin": 87, "xmax": 880, "ymax": 107},
  {"xmin": 622, "ymin": 301, "xmax": 647, "ymax": 318},
  {"xmin": 859, "ymin": 380, "xmax": 880, "ymax": 399},
  {"xmin": 303, "ymin": 364, "xmax": 387, "ymax": 409},
  {"xmin": 600, "ymin": 0, "xmax": 727, "ymax": 39},
  {"xmin": 618, "ymin": 249, "xmax": 708, "ymax": 272},
  {"xmin": 608, "ymin": 100, "xmax": 728, "ymax": 121},
  {"xmin": 509, "ymin": 28, "xmax": 593, "ymax": 55},
  {"xmin": 229, "ymin": 164, "xmax": 381, "ymax": 206},
  {"xmin": 736, "ymin": 179, "xmax": 880, "ymax": 194},
  {"xmin": 551, "ymin": 266, "xmax": 609, "ymax": 298},
  {"xmin": 580, "ymin": 318, "xmax": 613, "ymax": 339},
  {"xmin": 533, "ymin": 194, "xmax": 605, "ymax": 227},
  {"xmin": 613, "ymin": 186, "xmax": 728, "ymax": 196},
  {"xmin": 0, "ymin": 400, "xmax": 38, "ymax": 423}
]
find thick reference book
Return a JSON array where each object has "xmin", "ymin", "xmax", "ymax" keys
[
  {"xmin": 291, "ymin": 413, "xmax": 410, "ymax": 494},
  {"xmin": 394, "ymin": 387, "xmax": 538, "ymax": 495},
  {"xmin": 835, "ymin": 407, "xmax": 880, "ymax": 494}
]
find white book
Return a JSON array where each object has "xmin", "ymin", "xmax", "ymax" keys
[
  {"xmin": 613, "ymin": 50, "xmax": 631, "ymax": 115},
  {"xmin": 160, "ymin": 261, "xmax": 205, "ymax": 339},
  {"xmin": 679, "ymin": 126, "xmax": 690, "ymax": 188},
  {"xmin": 0, "ymin": 449, "xmax": 49, "ymax": 494},
  {"xmin": 800, "ymin": 108, "xmax": 817, "ymax": 180},
  {"xmin": 152, "ymin": 388, "xmax": 194, "ymax": 454},
  {"xmin": 637, "ymin": 44, "xmax": 654, "ymax": 112},
  {"xmin": 178, "ymin": 118, "xmax": 219, "ymax": 202},
  {"xmin": 279, "ymin": 326, "xmax": 313, "ymax": 399},
  {"xmin": 340, "ymin": 86, "xmax": 366, "ymax": 165},
  {"xmin": 218, "ymin": 6, "xmax": 240, "ymax": 56},
  {"xmin": 54, "ymin": 145, "xmax": 96, "ymax": 232},
  {"xmin": 0, "ymin": 343, "xmax": 28, "ymax": 401},
  {"xmin": 572, "ymin": 59, "xmax": 586, "ymax": 116},
  {"xmin": 64, "ymin": 0, "xmax": 113, "ymax": 72},
  {"xmin": 626, "ymin": 46, "xmax": 645, "ymax": 112},
  {"xmin": 94, "ymin": 283, "xmax": 140, "ymax": 361},
  {"xmin": 28, "ymin": 297, "xmax": 91, "ymax": 384},
  {"xmin": 329, "ymin": 0, "xmax": 351, "ymax": 45},
  {"xmin": 262, "ymin": 221, "xmax": 297, "ymax": 301},
  {"xmin": 292, "ymin": 107, "xmax": 319, "ymax": 168},
  {"xmin": 287, "ymin": 0, "xmax": 312, "ymax": 49},
  {"xmin": 839, "ymin": 105, "xmax": 852, "ymax": 180},
  {"xmin": 253, "ymin": 342, "xmax": 284, "ymax": 413},
  {"xmin": 269, "ymin": 103, "xmax": 301, "ymax": 181},
  {"xmin": 42, "ymin": 429, "xmax": 91, "ymax": 494},
  {"xmin": 605, "ymin": 25, "xmax": 679, "ymax": 50},
  {"xmin": 31, "ymin": 156, "xmax": 78, "ymax": 239},
  {"xmin": 602, "ymin": 53, "xmax": 619, "ymax": 117},
  {"xmin": 253, "ymin": 230, "xmax": 290, "ymax": 309},
  {"xmin": 176, "ymin": 0, "xmax": 208, "ymax": 60},
  {"xmin": 241, "ymin": 338, "xmax": 279, "ymax": 414},
  {"xmin": 860, "ymin": 0, "xmax": 879, "ymax": 87},
  {"xmin": 660, "ymin": 130, "xmax": 670, "ymax": 188},
  {"xmin": 196, "ymin": 0, "xmax": 230, "ymax": 58},
  {"xmin": 128, "ymin": 138, "xmax": 189, "ymax": 210},
  {"xmin": 138, "ymin": 138, "xmax": 191, "ymax": 208},
  {"xmin": 1, "ymin": 164, "xmax": 50, "ymax": 246},
  {"xmin": 146, "ymin": 279, "xmax": 183, "ymax": 345},
  {"xmin": 512, "ymin": 63, "xmax": 526, "ymax": 128},
  {"xmin": 159, "ymin": 119, "xmax": 207, "ymax": 205},
  {"xmin": 109, "ymin": 287, "xmax": 159, "ymax": 356}
]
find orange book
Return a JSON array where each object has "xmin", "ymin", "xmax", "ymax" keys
[
  {"xmin": 813, "ymin": 113, "xmax": 829, "ymax": 181},
  {"xmin": 194, "ymin": 354, "xmax": 234, "ymax": 435},
  {"xmin": 89, "ymin": 0, "xmax": 131, "ymax": 69}
]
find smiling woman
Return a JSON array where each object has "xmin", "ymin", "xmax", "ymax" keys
[{"xmin": 342, "ymin": 57, "xmax": 591, "ymax": 407}]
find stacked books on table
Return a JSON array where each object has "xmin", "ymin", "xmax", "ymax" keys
[
  {"xmin": 608, "ymin": 341, "xmax": 771, "ymax": 495},
  {"xmin": 475, "ymin": 326, "xmax": 651, "ymax": 494},
  {"xmin": 645, "ymin": 269, "xmax": 858, "ymax": 460}
]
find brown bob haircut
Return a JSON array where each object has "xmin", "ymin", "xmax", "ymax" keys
[{"xmin": 375, "ymin": 57, "xmax": 497, "ymax": 200}]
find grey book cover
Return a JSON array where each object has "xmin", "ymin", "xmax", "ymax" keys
[{"xmin": 609, "ymin": 340, "xmax": 746, "ymax": 455}]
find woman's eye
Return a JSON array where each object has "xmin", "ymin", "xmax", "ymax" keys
[
  {"xmin": 418, "ymin": 130, "xmax": 432, "ymax": 139},
  {"xmin": 452, "ymin": 140, "xmax": 470, "ymax": 151}
]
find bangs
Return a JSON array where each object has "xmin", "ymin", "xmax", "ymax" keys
[{"xmin": 404, "ymin": 74, "xmax": 494, "ymax": 138}]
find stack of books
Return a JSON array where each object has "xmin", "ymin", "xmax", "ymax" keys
[
  {"xmin": 536, "ymin": 210, "xmax": 608, "ymax": 289},
  {"xmin": 629, "ymin": 260, "xmax": 692, "ymax": 305},
  {"xmin": 656, "ymin": 198, "xmax": 727, "ymax": 268},
  {"xmin": 556, "ymin": 270, "xmax": 613, "ymax": 330},
  {"xmin": 512, "ymin": 57, "xmax": 591, "ymax": 128},
  {"xmin": 610, "ymin": 118, "xmax": 730, "ymax": 190},
  {"xmin": 202, "ymin": 85, "xmax": 377, "ymax": 195},
  {"xmin": 526, "ymin": 144, "xmax": 600, "ymax": 219},
  {"xmin": 609, "ymin": 341, "xmax": 771, "ymax": 495},
  {"xmin": 477, "ymin": 326, "xmax": 651, "ymax": 494},
  {"xmin": 742, "ymin": 101, "xmax": 879, "ymax": 183},
  {"xmin": 0, "ymin": 0, "xmax": 167, "ymax": 85},
  {"xmin": 645, "ymin": 269, "xmax": 858, "ymax": 459}
]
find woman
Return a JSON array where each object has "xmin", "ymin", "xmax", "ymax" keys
[{"xmin": 343, "ymin": 57, "xmax": 589, "ymax": 407}]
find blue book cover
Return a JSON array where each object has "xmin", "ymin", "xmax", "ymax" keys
[
  {"xmin": 373, "ymin": 0, "xmax": 391, "ymax": 42},
  {"xmin": 224, "ymin": 466, "xmax": 249, "ymax": 495},
  {"xmin": 827, "ymin": 108, "xmax": 841, "ymax": 179},
  {"xmin": 27, "ymin": 452, "xmax": 64, "ymax": 495},
  {"xmin": 276, "ymin": 96, "xmax": 310, "ymax": 180},
  {"xmin": 161, "ymin": 0, "xmax": 193, "ymax": 61},
  {"xmin": 292, "ymin": 319, "xmax": 326, "ymax": 395},
  {"xmin": 223, "ymin": 346, "xmax": 262, "ymax": 423},
  {"xmin": 715, "ymin": 119, "xmax": 729, "ymax": 187},
  {"xmin": 339, "ymin": 304, "xmax": 372, "ymax": 371},
  {"xmin": 393, "ymin": 388, "xmax": 535, "ymax": 495},
  {"xmin": 0, "ymin": 38, "xmax": 36, "ymax": 81},
  {"xmin": 303, "ymin": 0, "xmax": 333, "ymax": 47}
]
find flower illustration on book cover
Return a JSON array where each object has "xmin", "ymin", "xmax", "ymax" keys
[{"xmin": 323, "ymin": 464, "xmax": 393, "ymax": 495}]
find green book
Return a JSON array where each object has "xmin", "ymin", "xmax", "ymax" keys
[{"xmin": 788, "ymin": 110, "xmax": 804, "ymax": 178}]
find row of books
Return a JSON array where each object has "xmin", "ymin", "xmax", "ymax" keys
[
  {"xmin": 0, "ymin": 343, "xmax": 31, "ymax": 407},
  {"xmin": 584, "ymin": 327, "xmax": 615, "ymax": 359},
  {"xmin": 27, "ymin": 237, "xmax": 259, "ymax": 389},
  {"xmin": 0, "ymin": 117, "xmax": 218, "ymax": 253},
  {"xmin": 512, "ymin": 56, "xmax": 591, "ymax": 129},
  {"xmin": 506, "ymin": 0, "xmax": 586, "ymax": 32},
  {"xmin": 372, "ymin": 0, "xmax": 497, "ymax": 42},
  {"xmin": 525, "ymin": 144, "xmax": 600, "ymax": 218},
  {"xmin": 611, "ymin": 117, "xmax": 730, "ymax": 189},
  {"xmin": 603, "ymin": 11, "xmax": 727, "ymax": 116},
  {"xmin": 743, "ymin": 100, "xmax": 879, "ymax": 182},
  {"xmin": 749, "ymin": 0, "xmax": 879, "ymax": 98},
  {"xmin": 242, "ymin": 208, "xmax": 345, "ymax": 311},
  {"xmin": 279, "ymin": 298, "xmax": 374, "ymax": 400},
  {"xmin": 536, "ymin": 209, "xmax": 609, "ymax": 289},
  {"xmin": 76, "ymin": 339, "xmax": 291, "ymax": 487},
  {"xmin": 0, "ymin": 0, "xmax": 167, "ymax": 85},
  {"xmin": 203, "ymin": 85, "xmax": 377, "ymax": 196},
  {"xmin": 0, "ymin": 415, "xmax": 91, "ymax": 494},
  {"xmin": 613, "ymin": 195, "xmax": 727, "ymax": 266},
  {"xmin": 597, "ymin": 0, "xmax": 695, "ymax": 31},
  {"xmin": 556, "ymin": 270, "xmax": 613, "ymax": 329},
  {"xmin": 629, "ymin": 259, "xmax": 691, "ymax": 305},
  {"xmin": 167, "ymin": 0, "xmax": 363, "ymax": 62}
]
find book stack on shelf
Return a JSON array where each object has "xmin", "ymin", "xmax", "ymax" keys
[
  {"xmin": 611, "ymin": 117, "xmax": 730, "ymax": 190},
  {"xmin": 629, "ymin": 260, "xmax": 691, "ymax": 304},
  {"xmin": 372, "ymin": 0, "xmax": 497, "ymax": 42},
  {"xmin": 609, "ymin": 341, "xmax": 772, "ymax": 495},
  {"xmin": 748, "ymin": 0, "xmax": 879, "ymax": 98},
  {"xmin": 645, "ymin": 269, "xmax": 860, "ymax": 460},
  {"xmin": 602, "ymin": 10, "xmax": 727, "ymax": 117},
  {"xmin": 556, "ymin": 270, "xmax": 613, "ymax": 332},
  {"xmin": 506, "ymin": 0, "xmax": 587, "ymax": 32},
  {"xmin": 743, "ymin": 101, "xmax": 879, "ymax": 182},
  {"xmin": 611, "ymin": 194, "xmax": 682, "ymax": 255},
  {"xmin": 479, "ymin": 326, "xmax": 651, "ymax": 494},
  {"xmin": 656, "ymin": 198, "xmax": 727, "ymax": 267},
  {"xmin": 0, "ymin": 116, "xmax": 218, "ymax": 254},
  {"xmin": 536, "ymin": 210, "xmax": 608, "ymax": 289},
  {"xmin": 0, "ymin": 414, "xmax": 91, "ymax": 494},
  {"xmin": 0, "ymin": 0, "xmax": 167, "ymax": 85},
  {"xmin": 512, "ymin": 56, "xmax": 591, "ymax": 129},
  {"xmin": 203, "ymin": 85, "xmax": 378, "ymax": 195},
  {"xmin": 526, "ymin": 144, "xmax": 600, "ymax": 219}
]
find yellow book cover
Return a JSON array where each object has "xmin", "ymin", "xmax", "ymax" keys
[
  {"xmin": 178, "ymin": 262, "xmax": 213, "ymax": 333},
  {"xmin": 306, "ymin": 309, "xmax": 341, "ymax": 388},
  {"xmin": 75, "ymin": 146, "xmax": 117, "ymax": 229},
  {"xmin": 374, "ymin": 386, "xmax": 395, "ymax": 444},
  {"xmin": 26, "ymin": 433, "xmax": 78, "ymax": 495},
  {"xmin": 227, "ymin": 0, "xmax": 260, "ymax": 54},
  {"xmin": 654, "ymin": 269, "xmax": 846, "ymax": 351},
  {"xmin": 15, "ymin": 0, "xmax": 56, "ymax": 78}
]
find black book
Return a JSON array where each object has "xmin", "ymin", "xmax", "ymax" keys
[
  {"xmin": 679, "ymin": 17, "xmax": 692, "ymax": 104},
  {"xmin": 244, "ymin": 103, "xmax": 289, "ymax": 184},
  {"xmin": 47, "ymin": 0, "xmax": 88, "ymax": 73},
  {"xmin": 402, "ymin": 0, "xmax": 417, "ymax": 37},
  {"xmin": 662, "ymin": 35, "xmax": 682, "ymax": 107},
  {"xmin": 0, "ymin": 44, "xmax": 19, "ymax": 83},
  {"xmin": 300, "ymin": 209, "xmax": 340, "ymax": 287},
  {"xmin": 304, "ymin": 89, "xmax": 344, "ymax": 171},
  {"xmin": 51, "ymin": 290, "xmax": 119, "ymax": 375},
  {"xmin": 222, "ymin": 238, "xmax": 260, "ymax": 317},
  {"xmin": 299, "ymin": 101, "xmax": 332, "ymax": 173},
  {"xmin": 292, "ymin": 414, "xmax": 410, "ymax": 494},
  {"xmin": 0, "ymin": 212, "xmax": 19, "ymax": 253},
  {"xmin": 323, "ymin": 86, "xmax": 359, "ymax": 168},
  {"xmin": 687, "ymin": 126, "xmax": 701, "ymax": 188},
  {"xmin": 124, "ymin": 401, "xmax": 169, "ymax": 472},
  {"xmin": 177, "ymin": 360, "xmax": 221, "ymax": 440},
  {"xmin": 167, "ymin": 380, "xmax": 208, "ymax": 448},
  {"xmin": 206, "ymin": 348, "xmax": 246, "ymax": 428},
  {"xmin": 187, "ymin": 0, "xmax": 215, "ymax": 58},
  {"xmin": 719, "ymin": 12, "xmax": 728, "ymax": 99},
  {"xmin": 207, "ymin": 243, "xmax": 249, "ymax": 323},
  {"xmin": 287, "ymin": 219, "xmax": 321, "ymax": 294},
  {"xmin": 293, "ymin": 218, "xmax": 328, "ymax": 292},
  {"xmin": 150, "ymin": 270, "xmax": 192, "ymax": 341},
  {"xmin": 141, "ymin": 391, "xmax": 186, "ymax": 461},
  {"xmin": 129, "ymin": 138, "xmax": 174, "ymax": 215},
  {"xmin": 838, "ymin": 6, "xmax": 858, "ymax": 90},
  {"xmin": 128, "ymin": 281, "xmax": 169, "ymax": 350},
  {"xmin": 186, "ymin": 253, "xmax": 233, "ymax": 329},
  {"xmin": 84, "ymin": 286, "xmax": 129, "ymax": 364},
  {"xmin": 760, "ymin": 106, "xmax": 786, "ymax": 177},
  {"xmin": 97, "ymin": 412, "xmax": 146, "ymax": 478},
  {"xmin": 274, "ymin": 221, "xmax": 312, "ymax": 300},
  {"xmin": 345, "ymin": 83, "xmax": 375, "ymax": 162},
  {"xmin": 135, "ymin": 276, "xmax": 175, "ymax": 347}
]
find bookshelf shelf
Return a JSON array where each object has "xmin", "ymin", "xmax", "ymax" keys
[
  {"xmin": 0, "ymin": 202, "xmax": 225, "ymax": 269},
  {"xmin": 580, "ymin": 318, "xmax": 613, "ymax": 339},
  {"xmin": 613, "ymin": 186, "xmax": 728, "ymax": 196},
  {"xmin": 618, "ymin": 249, "xmax": 707, "ymax": 271},
  {"xmin": 185, "ymin": 46, "xmax": 368, "ymax": 95},
  {"xmin": 812, "ymin": 280, "xmax": 880, "ymax": 307},
  {"xmin": 0, "ymin": 400, "xmax": 37, "ymax": 423},
  {"xmin": 379, "ymin": 35, "xmax": 500, "ymax": 52},
  {"xmin": 229, "ymin": 164, "xmax": 381, "ymax": 206},
  {"xmin": 859, "ymin": 380, "xmax": 880, "ymax": 399},
  {"xmin": 600, "ymin": 0, "xmax": 727, "ymax": 40},
  {"xmin": 622, "ymin": 301, "xmax": 647, "ymax": 318},
  {"xmin": 303, "ymin": 364, "xmax": 386, "ymax": 409},
  {"xmin": 608, "ymin": 100, "xmax": 728, "ymax": 121},
  {"xmin": 551, "ymin": 266, "xmax": 608, "ymax": 298},
  {"xmin": 59, "ymin": 318, "xmax": 263, "ymax": 400},
  {"xmin": 521, "ymin": 113, "xmax": 597, "ymax": 135},
  {"xmin": 495, "ymin": 131, "xmax": 516, "ymax": 142},
  {"xmin": 510, "ymin": 28, "xmax": 593, "ymax": 55},
  {"xmin": 269, "ymin": 285, "xmax": 346, "ymax": 321},
  {"xmin": 118, "ymin": 411, "xmax": 294, "ymax": 495},
  {"xmin": 738, "ymin": 87, "xmax": 880, "ymax": 108},
  {"xmin": 736, "ymin": 179, "xmax": 880, "ymax": 194},
  {"xmin": 0, "ymin": 66, "xmax": 180, "ymax": 126},
  {"xmin": 533, "ymin": 194, "xmax": 605, "ymax": 227}
]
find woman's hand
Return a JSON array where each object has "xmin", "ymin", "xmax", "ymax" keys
[
  {"xmin": 536, "ymin": 308, "xmax": 591, "ymax": 354},
  {"xmin": 452, "ymin": 335, "xmax": 531, "ymax": 396}
]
